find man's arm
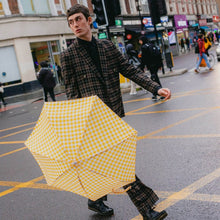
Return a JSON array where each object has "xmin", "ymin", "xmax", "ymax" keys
[{"xmin": 60, "ymin": 51, "xmax": 80, "ymax": 100}]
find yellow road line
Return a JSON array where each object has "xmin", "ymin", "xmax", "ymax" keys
[
  {"xmin": 147, "ymin": 134, "xmax": 220, "ymax": 139},
  {"xmin": 0, "ymin": 179, "xmax": 220, "ymax": 204},
  {"xmin": 137, "ymin": 107, "xmax": 217, "ymax": 140},
  {"xmin": 0, "ymin": 147, "xmax": 27, "ymax": 158},
  {"xmin": 0, "ymin": 176, "xmax": 44, "ymax": 198},
  {"xmin": 126, "ymin": 107, "xmax": 209, "ymax": 115},
  {"xmin": 0, "ymin": 141, "xmax": 25, "ymax": 144},
  {"xmin": 0, "ymin": 122, "xmax": 36, "ymax": 133},
  {"xmin": 132, "ymin": 167, "xmax": 220, "ymax": 220},
  {"xmin": 0, "ymin": 127, "xmax": 34, "ymax": 140}
]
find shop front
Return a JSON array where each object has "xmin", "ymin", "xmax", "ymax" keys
[{"xmin": 30, "ymin": 40, "xmax": 61, "ymax": 84}]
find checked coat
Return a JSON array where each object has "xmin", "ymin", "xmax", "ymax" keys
[
  {"xmin": 60, "ymin": 38, "xmax": 161, "ymax": 118},
  {"xmin": 60, "ymin": 38, "xmax": 160, "ymax": 215}
]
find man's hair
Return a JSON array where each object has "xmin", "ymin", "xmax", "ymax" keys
[
  {"xmin": 198, "ymin": 34, "xmax": 203, "ymax": 39},
  {"xmin": 67, "ymin": 4, "xmax": 90, "ymax": 21}
]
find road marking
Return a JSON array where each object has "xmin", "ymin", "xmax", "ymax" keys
[
  {"xmin": 0, "ymin": 122, "xmax": 36, "ymax": 133},
  {"xmin": 0, "ymin": 147, "xmax": 27, "ymax": 158},
  {"xmin": 137, "ymin": 107, "xmax": 217, "ymax": 140},
  {"xmin": 132, "ymin": 167, "xmax": 220, "ymax": 220},
  {"xmin": 127, "ymin": 107, "xmax": 209, "ymax": 115},
  {"xmin": 0, "ymin": 176, "xmax": 44, "ymax": 198},
  {"xmin": 147, "ymin": 134, "xmax": 220, "ymax": 139},
  {"xmin": 0, "ymin": 141, "xmax": 25, "ymax": 144},
  {"xmin": 0, "ymin": 127, "xmax": 34, "ymax": 140}
]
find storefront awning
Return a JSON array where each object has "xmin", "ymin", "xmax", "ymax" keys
[{"xmin": 200, "ymin": 26, "xmax": 211, "ymax": 30}]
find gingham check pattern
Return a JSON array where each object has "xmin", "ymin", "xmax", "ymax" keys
[{"xmin": 25, "ymin": 96, "xmax": 137, "ymax": 201}]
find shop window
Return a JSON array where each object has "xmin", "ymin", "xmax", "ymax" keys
[
  {"xmin": 30, "ymin": 42, "xmax": 50, "ymax": 72},
  {"xmin": 19, "ymin": 0, "xmax": 35, "ymax": 14},
  {"xmin": 32, "ymin": 0, "xmax": 50, "ymax": 14}
]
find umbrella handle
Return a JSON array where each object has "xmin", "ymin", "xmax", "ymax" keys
[{"xmin": 112, "ymin": 186, "xmax": 131, "ymax": 194}]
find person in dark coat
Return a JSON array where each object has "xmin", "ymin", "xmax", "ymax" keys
[
  {"xmin": 60, "ymin": 4, "xmax": 171, "ymax": 220},
  {"xmin": 38, "ymin": 61, "xmax": 56, "ymax": 102},
  {"xmin": 139, "ymin": 36, "xmax": 164, "ymax": 101},
  {"xmin": 0, "ymin": 82, "xmax": 7, "ymax": 107}
]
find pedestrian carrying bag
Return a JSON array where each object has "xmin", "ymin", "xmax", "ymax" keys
[
  {"xmin": 197, "ymin": 57, "xmax": 206, "ymax": 67},
  {"xmin": 194, "ymin": 43, "xmax": 199, "ymax": 54}
]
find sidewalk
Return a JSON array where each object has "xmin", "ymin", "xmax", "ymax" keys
[{"xmin": 3, "ymin": 68, "xmax": 187, "ymax": 106}]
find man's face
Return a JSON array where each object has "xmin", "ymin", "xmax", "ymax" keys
[{"xmin": 68, "ymin": 12, "xmax": 92, "ymax": 40}]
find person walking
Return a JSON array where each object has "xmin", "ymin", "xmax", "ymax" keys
[
  {"xmin": 60, "ymin": 4, "xmax": 171, "ymax": 220},
  {"xmin": 185, "ymin": 37, "xmax": 190, "ymax": 51},
  {"xmin": 38, "ymin": 61, "xmax": 56, "ymax": 102},
  {"xmin": 139, "ymin": 36, "xmax": 164, "ymax": 101},
  {"xmin": 0, "ymin": 82, "xmax": 7, "ymax": 107},
  {"xmin": 195, "ymin": 34, "xmax": 214, "ymax": 73},
  {"xmin": 204, "ymin": 36, "xmax": 212, "ymax": 57},
  {"xmin": 125, "ymin": 43, "xmax": 146, "ymax": 95},
  {"xmin": 180, "ymin": 38, "xmax": 185, "ymax": 52}
]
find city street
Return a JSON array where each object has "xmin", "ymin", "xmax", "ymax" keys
[{"xmin": 0, "ymin": 53, "xmax": 220, "ymax": 219}]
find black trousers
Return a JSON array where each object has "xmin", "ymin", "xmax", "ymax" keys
[
  {"xmin": 0, "ymin": 92, "xmax": 6, "ymax": 105},
  {"xmin": 149, "ymin": 66, "xmax": 162, "ymax": 89},
  {"xmin": 43, "ymin": 87, "xmax": 56, "ymax": 102},
  {"xmin": 89, "ymin": 175, "xmax": 159, "ymax": 216}
]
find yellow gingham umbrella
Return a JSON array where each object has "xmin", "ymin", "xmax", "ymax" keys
[{"xmin": 25, "ymin": 96, "xmax": 137, "ymax": 201}]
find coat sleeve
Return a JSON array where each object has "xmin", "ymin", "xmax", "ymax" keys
[
  {"xmin": 60, "ymin": 50, "xmax": 81, "ymax": 100},
  {"xmin": 108, "ymin": 42, "xmax": 161, "ymax": 95}
]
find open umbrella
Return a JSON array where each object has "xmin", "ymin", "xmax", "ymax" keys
[{"xmin": 25, "ymin": 96, "xmax": 137, "ymax": 201}]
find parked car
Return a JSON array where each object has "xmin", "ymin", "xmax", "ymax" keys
[{"xmin": 216, "ymin": 43, "xmax": 220, "ymax": 61}]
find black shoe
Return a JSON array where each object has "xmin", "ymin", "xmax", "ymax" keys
[
  {"xmin": 143, "ymin": 209, "xmax": 167, "ymax": 220},
  {"xmin": 3, "ymin": 102, "xmax": 7, "ymax": 106},
  {"xmin": 159, "ymin": 96, "xmax": 165, "ymax": 100},
  {"xmin": 152, "ymin": 96, "xmax": 157, "ymax": 101},
  {"xmin": 88, "ymin": 199, "xmax": 114, "ymax": 216}
]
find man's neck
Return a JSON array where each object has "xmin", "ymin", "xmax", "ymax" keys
[{"xmin": 79, "ymin": 33, "xmax": 93, "ymax": 42}]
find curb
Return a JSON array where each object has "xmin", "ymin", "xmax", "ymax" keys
[{"xmin": 4, "ymin": 69, "xmax": 187, "ymax": 104}]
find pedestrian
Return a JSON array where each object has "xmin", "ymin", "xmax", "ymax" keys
[
  {"xmin": 180, "ymin": 38, "xmax": 185, "ymax": 52},
  {"xmin": 38, "ymin": 61, "xmax": 56, "ymax": 102},
  {"xmin": 138, "ymin": 36, "xmax": 164, "ymax": 101},
  {"xmin": 0, "ymin": 82, "xmax": 7, "ymax": 107},
  {"xmin": 60, "ymin": 4, "xmax": 171, "ymax": 220},
  {"xmin": 55, "ymin": 62, "xmax": 63, "ymax": 84},
  {"xmin": 204, "ymin": 36, "xmax": 212, "ymax": 56},
  {"xmin": 195, "ymin": 34, "xmax": 214, "ymax": 73},
  {"xmin": 125, "ymin": 43, "xmax": 146, "ymax": 95},
  {"xmin": 185, "ymin": 37, "xmax": 190, "ymax": 51}
]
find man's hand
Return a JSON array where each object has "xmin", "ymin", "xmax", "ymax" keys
[{"xmin": 157, "ymin": 88, "xmax": 171, "ymax": 100}]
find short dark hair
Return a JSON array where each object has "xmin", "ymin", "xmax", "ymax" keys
[
  {"xmin": 67, "ymin": 4, "xmax": 90, "ymax": 21},
  {"xmin": 40, "ymin": 61, "xmax": 48, "ymax": 68},
  {"xmin": 198, "ymin": 34, "xmax": 204, "ymax": 39}
]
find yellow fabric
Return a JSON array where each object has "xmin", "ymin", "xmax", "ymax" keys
[
  {"xmin": 25, "ymin": 96, "xmax": 137, "ymax": 201},
  {"xmin": 204, "ymin": 38, "xmax": 212, "ymax": 50}
]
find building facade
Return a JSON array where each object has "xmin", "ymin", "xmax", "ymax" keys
[{"xmin": 0, "ymin": 0, "xmax": 219, "ymax": 96}]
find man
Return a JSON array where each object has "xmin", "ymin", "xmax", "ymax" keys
[
  {"xmin": 195, "ymin": 34, "xmax": 214, "ymax": 73},
  {"xmin": 38, "ymin": 61, "xmax": 56, "ymax": 102},
  {"xmin": 139, "ymin": 36, "xmax": 164, "ymax": 101},
  {"xmin": 60, "ymin": 4, "xmax": 171, "ymax": 220}
]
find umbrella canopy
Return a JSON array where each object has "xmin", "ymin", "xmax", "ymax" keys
[{"xmin": 25, "ymin": 96, "xmax": 137, "ymax": 201}]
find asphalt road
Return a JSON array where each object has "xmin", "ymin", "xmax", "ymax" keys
[{"xmin": 0, "ymin": 56, "xmax": 220, "ymax": 220}]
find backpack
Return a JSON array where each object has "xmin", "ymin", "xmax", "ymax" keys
[
  {"xmin": 145, "ymin": 43, "xmax": 161, "ymax": 59},
  {"xmin": 128, "ymin": 55, "xmax": 140, "ymax": 67},
  {"xmin": 194, "ymin": 42, "xmax": 199, "ymax": 54}
]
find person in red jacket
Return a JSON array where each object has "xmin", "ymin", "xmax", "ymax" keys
[{"xmin": 195, "ymin": 34, "xmax": 214, "ymax": 73}]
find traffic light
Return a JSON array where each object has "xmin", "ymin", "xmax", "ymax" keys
[
  {"xmin": 92, "ymin": 0, "xmax": 121, "ymax": 27},
  {"xmin": 92, "ymin": 0, "xmax": 108, "ymax": 26},
  {"xmin": 148, "ymin": 0, "xmax": 167, "ymax": 25}
]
